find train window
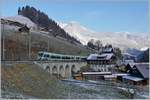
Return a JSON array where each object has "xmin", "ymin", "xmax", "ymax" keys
[
  {"xmin": 66, "ymin": 57, "xmax": 70, "ymax": 59},
  {"xmin": 56, "ymin": 56, "xmax": 60, "ymax": 59},
  {"xmin": 51, "ymin": 56, "xmax": 56, "ymax": 58},
  {"xmin": 62, "ymin": 56, "xmax": 66, "ymax": 59},
  {"xmin": 46, "ymin": 55, "xmax": 50, "ymax": 57},
  {"xmin": 38, "ymin": 53, "xmax": 43, "ymax": 57},
  {"xmin": 44, "ymin": 54, "xmax": 48, "ymax": 57}
]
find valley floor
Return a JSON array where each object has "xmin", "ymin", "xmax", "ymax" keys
[{"xmin": 1, "ymin": 63, "xmax": 149, "ymax": 99}]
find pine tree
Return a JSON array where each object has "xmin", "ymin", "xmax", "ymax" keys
[
  {"xmin": 18, "ymin": 7, "xmax": 21, "ymax": 15},
  {"xmin": 18, "ymin": 5, "xmax": 81, "ymax": 44}
]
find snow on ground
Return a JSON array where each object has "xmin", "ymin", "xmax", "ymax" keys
[
  {"xmin": 61, "ymin": 79, "xmax": 149, "ymax": 99},
  {"xmin": 2, "ymin": 15, "xmax": 36, "ymax": 28}
]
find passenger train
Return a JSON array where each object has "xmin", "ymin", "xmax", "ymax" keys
[{"xmin": 37, "ymin": 51, "xmax": 86, "ymax": 61}]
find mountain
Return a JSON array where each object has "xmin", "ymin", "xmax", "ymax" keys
[
  {"xmin": 58, "ymin": 21, "xmax": 150, "ymax": 51},
  {"xmin": 140, "ymin": 47, "xmax": 149, "ymax": 51},
  {"xmin": 122, "ymin": 48, "xmax": 150, "ymax": 62},
  {"xmin": 125, "ymin": 48, "xmax": 142, "ymax": 57},
  {"xmin": 58, "ymin": 21, "xmax": 96, "ymax": 45},
  {"xmin": 1, "ymin": 17, "xmax": 91, "ymax": 60},
  {"xmin": 137, "ymin": 48, "xmax": 149, "ymax": 62},
  {"xmin": 17, "ymin": 6, "xmax": 81, "ymax": 44}
]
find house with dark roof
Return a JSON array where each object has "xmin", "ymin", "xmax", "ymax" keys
[
  {"xmin": 18, "ymin": 25, "xmax": 30, "ymax": 33},
  {"xmin": 87, "ymin": 47, "xmax": 116, "ymax": 72},
  {"xmin": 122, "ymin": 63, "xmax": 149, "ymax": 85},
  {"xmin": 131, "ymin": 64, "xmax": 149, "ymax": 79}
]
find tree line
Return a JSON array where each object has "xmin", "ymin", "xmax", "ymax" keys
[
  {"xmin": 18, "ymin": 5, "xmax": 81, "ymax": 44},
  {"xmin": 87, "ymin": 39, "xmax": 122, "ymax": 60}
]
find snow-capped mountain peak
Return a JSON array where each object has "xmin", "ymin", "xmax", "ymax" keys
[
  {"xmin": 140, "ymin": 47, "xmax": 149, "ymax": 51},
  {"xmin": 58, "ymin": 21, "xmax": 96, "ymax": 45},
  {"xmin": 57, "ymin": 21, "xmax": 150, "ymax": 50}
]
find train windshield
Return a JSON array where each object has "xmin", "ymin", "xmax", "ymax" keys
[{"xmin": 38, "ymin": 52, "xmax": 44, "ymax": 57}]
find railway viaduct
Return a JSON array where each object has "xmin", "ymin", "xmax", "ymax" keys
[{"xmin": 35, "ymin": 61, "xmax": 87, "ymax": 78}]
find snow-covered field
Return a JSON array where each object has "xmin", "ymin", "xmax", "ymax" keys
[{"xmin": 61, "ymin": 79, "xmax": 149, "ymax": 99}]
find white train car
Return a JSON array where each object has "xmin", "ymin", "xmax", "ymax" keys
[{"xmin": 37, "ymin": 51, "xmax": 86, "ymax": 61}]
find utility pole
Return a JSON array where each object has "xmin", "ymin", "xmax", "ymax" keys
[
  {"xmin": 47, "ymin": 36, "xmax": 49, "ymax": 52},
  {"xmin": 2, "ymin": 24, "xmax": 5, "ymax": 61},
  {"xmin": 47, "ymin": 29, "xmax": 53, "ymax": 52},
  {"xmin": 28, "ymin": 32, "xmax": 31, "ymax": 60}
]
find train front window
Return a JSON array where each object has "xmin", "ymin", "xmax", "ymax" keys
[{"xmin": 38, "ymin": 53, "xmax": 43, "ymax": 57}]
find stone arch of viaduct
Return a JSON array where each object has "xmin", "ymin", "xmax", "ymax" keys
[{"xmin": 36, "ymin": 61, "xmax": 87, "ymax": 78}]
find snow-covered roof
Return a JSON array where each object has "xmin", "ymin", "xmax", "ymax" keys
[
  {"xmin": 2, "ymin": 15, "xmax": 36, "ymax": 28},
  {"xmin": 112, "ymin": 73, "xmax": 129, "ymax": 76},
  {"xmin": 98, "ymin": 53, "xmax": 114, "ymax": 60},
  {"xmin": 82, "ymin": 72, "xmax": 112, "ymax": 75},
  {"xmin": 134, "ymin": 63, "xmax": 149, "ymax": 79},
  {"xmin": 87, "ymin": 54, "xmax": 99, "ymax": 60},
  {"xmin": 123, "ymin": 75, "xmax": 143, "ymax": 81},
  {"xmin": 87, "ymin": 53, "xmax": 114, "ymax": 60},
  {"xmin": 104, "ymin": 75, "xmax": 117, "ymax": 78}
]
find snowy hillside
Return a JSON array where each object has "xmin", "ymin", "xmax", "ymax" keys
[
  {"xmin": 2, "ymin": 15, "xmax": 149, "ymax": 51},
  {"xmin": 58, "ymin": 21, "xmax": 96, "ymax": 45},
  {"xmin": 58, "ymin": 21, "xmax": 150, "ymax": 50},
  {"xmin": 2, "ymin": 15, "xmax": 36, "ymax": 28}
]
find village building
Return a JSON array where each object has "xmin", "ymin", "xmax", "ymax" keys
[
  {"xmin": 1, "ymin": 18, "xmax": 38, "ymax": 31},
  {"xmin": 1, "ymin": 18, "xmax": 23, "ymax": 27},
  {"xmin": 81, "ymin": 71, "xmax": 129, "ymax": 81},
  {"xmin": 86, "ymin": 47, "xmax": 116, "ymax": 72},
  {"xmin": 103, "ymin": 74, "xmax": 117, "ymax": 81},
  {"xmin": 18, "ymin": 25, "xmax": 30, "ymax": 33},
  {"xmin": 122, "ymin": 63, "xmax": 149, "ymax": 85},
  {"xmin": 82, "ymin": 72, "xmax": 112, "ymax": 81}
]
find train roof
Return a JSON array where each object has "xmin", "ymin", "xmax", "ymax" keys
[{"xmin": 38, "ymin": 51, "xmax": 86, "ymax": 57}]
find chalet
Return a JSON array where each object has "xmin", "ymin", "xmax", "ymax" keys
[
  {"xmin": 103, "ymin": 74, "xmax": 117, "ymax": 81},
  {"xmin": 103, "ymin": 73, "xmax": 128, "ymax": 81},
  {"xmin": 73, "ymin": 73, "xmax": 83, "ymax": 80},
  {"xmin": 87, "ymin": 47, "xmax": 116, "ymax": 72},
  {"xmin": 82, "ymin": 72, "xmax": 112, "ymax": 81},
  {"xmin": 18, "ymin": 25, "xmax": 30, "ymax": 33},
  {"xmin": 1, "ymin": 18, "xmax": 24, "ymax": 27},
  {"xmin": 81, "ymin": 71, "xmax": 129, "ymax": 81},
  {"xmin": 122, "ymin": 63, "xmax": 149, "ymax": 85}
]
